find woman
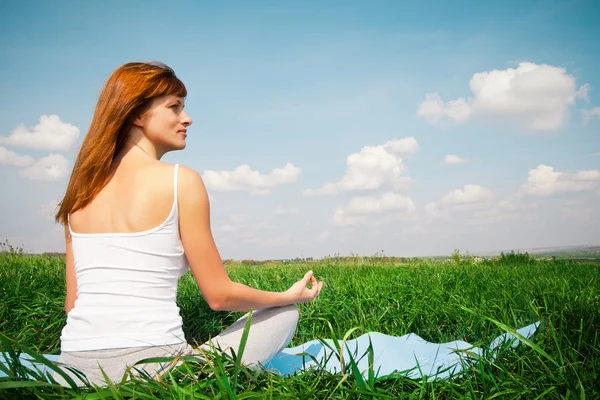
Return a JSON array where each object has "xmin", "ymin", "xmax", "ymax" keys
[{"xmin": 52, "ymin": 61, "xmax": 323, "ymax": 387}]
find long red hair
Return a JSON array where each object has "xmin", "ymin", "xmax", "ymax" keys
[{"xmin": 54, "ymin": 61, "xmax": 187, "ymax": 225}]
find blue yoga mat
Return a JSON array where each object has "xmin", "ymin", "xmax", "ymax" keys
[
  {"xmin": 1, "ymin": 321, "xmax": 539, "ymax": 383},
  {"xmin": 263, "ymin": 321, "xmax": 539, "ymax": 380}
]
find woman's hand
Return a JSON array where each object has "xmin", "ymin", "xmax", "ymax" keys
[{"xmin": 285, "ymin": 270, "xmax": 323, "ymax": 304}]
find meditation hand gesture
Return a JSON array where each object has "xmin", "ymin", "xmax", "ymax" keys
[{"xmin": 285, "ymin": 270, "xmax": 323, "ymax": 304}]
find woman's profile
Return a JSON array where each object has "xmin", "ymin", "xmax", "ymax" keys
[{"xmin": 52, "ymin": 61, "xmax": 323, "ymax": 386}]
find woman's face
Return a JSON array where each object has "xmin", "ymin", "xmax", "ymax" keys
[{"xmin": 135, "ymin": 95, "xmax": 192, "ymax": 153}]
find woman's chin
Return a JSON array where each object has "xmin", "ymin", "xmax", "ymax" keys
[{"xmin": 175, "ymin": 140, "xmax": 187, "ymax": 150}]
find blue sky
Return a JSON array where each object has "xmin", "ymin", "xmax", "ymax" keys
[{"xmin": 1, "ymin": 0, "xmax": 599, "ymax": 259}]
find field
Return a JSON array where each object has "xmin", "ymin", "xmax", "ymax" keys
[{"xmin": 0, "ymin": 249, "xmax": 599, "ymax": 399}]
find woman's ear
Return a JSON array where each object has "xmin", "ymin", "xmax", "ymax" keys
[{"xmin": 133, "ymin": 111, "xmax": 146, "ymax": 128}]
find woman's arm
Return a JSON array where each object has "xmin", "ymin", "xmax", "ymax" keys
[
  {"xmin": 64, "ymin": 224, "xmax": 78, "ymax": 315},
  {"xmin": 177, "ymin": 166, "xmax": 322, "ymax": 312}
]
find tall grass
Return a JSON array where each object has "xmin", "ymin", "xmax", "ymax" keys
[{"xmin": 1, "ymin": 249, "xmax": 598, "ymax": 398}]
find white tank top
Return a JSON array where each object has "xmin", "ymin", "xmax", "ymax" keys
[{"xmin": 60, "ymin": 164, "xmax": 190, "ymax": 352}]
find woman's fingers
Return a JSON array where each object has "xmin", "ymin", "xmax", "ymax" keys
[
  {"xmin": 309, "ymin": 280, "xmax": 322, "ymax": 299},
  {"xmin": 303, "ymin": 270, "xmax": 314, "ymax": 285},
  {"xmin": 298, "ymin": 270, "xmax": 323, "ymax": 301}
]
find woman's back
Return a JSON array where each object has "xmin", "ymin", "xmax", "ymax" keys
[
  {"xmin": 68, "ymin": 160, "xmax": 177, "ymax": 236},
  {"xmin": 62, "ymin": 159, "xmax": 190, "ymax": 352}
]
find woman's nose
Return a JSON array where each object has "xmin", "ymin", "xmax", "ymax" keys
[{"xmin": 182, "ymin": 111, "xmax": 192, "ymax": 126}]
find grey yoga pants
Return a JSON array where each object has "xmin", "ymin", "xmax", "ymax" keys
[{"xmin": 52, "ymin": 304, "xmax": 299, "ymax": 387}]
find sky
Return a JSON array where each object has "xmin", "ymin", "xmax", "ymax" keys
[{"xmin": 0, "ymin": 0, "xmax": 599, "ymax": 260}]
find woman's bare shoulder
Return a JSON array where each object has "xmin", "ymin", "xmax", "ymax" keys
[
  {"xmin": 175, "ymin": 164, "xmax": 210, "ymax": 204},
  {"xmin": 136, "ymin": 162, "xmax": 205, "ymax": 192}
]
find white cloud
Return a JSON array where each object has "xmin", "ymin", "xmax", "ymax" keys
[
  {"xmin": 417, "ymin": 93, "xmax": 473, "ymax": 125},
  {"xmin": 382, "ymin": 137, "xmax": 420, "ymax": 154},
  {"xmin": 0, "ymin": 115, "xmax": 80, "ymax": 151},
  {"xmin": 463, "ymin": 163, "xmax": 600, "ymax": 225},
  {"xmin": 417, "ymin": 62, "xmax": 589, "ymax": 132},
  {"xmin": 574, "ymin": 170, "xmax": 600, "ymax": 180},
  {"xmin": 0, "ymin": 146, "xmax": 34, "ymax": 167},
  {"xmin": 18, "ymin": 153, "xmax": 70, "ymax": 181},
  {"xmin": 303, "ymin": 137, "xmax": 418, "ymax": 196},
  {"xmin": 426, "ymin": 189, "xmax": 526, "ymax": 227},
  {"xmin": 202, "ymin": 162, "xmax": 301, "ymax": 194},
  {"xmin": 497, "ymin": 197, "xmax": 521, "ymax": 211},
  {"xmin": 582, "ymin": 107, "xmax": 600, "ymax": 125},
  {"xmin": 439, "ymin": 184, "xmax": 494, "ymax": 205},
  {"xmin": 443, "ymin": 154, "xmax": 466, "ymax": 165},
  {"xmin": 274, "ymin": 206, "xmax": 299, "ymax": 215},
  {"xmin": 331, "ymin": 192, "xmax": 416, "ymax": 227},
  {"xmin": 426, "ymin": 184, "xmax": 494, "ymax": 221},
  {"xmin": 520, "ymin": 164, "xmax": 600, "ymax": 197}
]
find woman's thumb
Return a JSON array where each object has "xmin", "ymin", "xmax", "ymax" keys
[{"xmin": 303, "ymin": 270, "xmax": 313, "ymax": 283}]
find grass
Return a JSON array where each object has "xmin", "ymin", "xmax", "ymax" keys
[{"xmin": 0, "ymin": 249, "xmax": 599, "ymax": 398}]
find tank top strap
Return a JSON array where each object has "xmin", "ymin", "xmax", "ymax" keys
[{"xmin": 173, "ymin": 164, "xmax": 179, "ymax": 208}]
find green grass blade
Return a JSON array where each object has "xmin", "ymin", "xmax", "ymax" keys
[
  {"xmin": 460, "ymin": 306, "xmax": 558, "ymax": 368},
  {"xmin": 232, "ymin": 308, "xmax": 253, "ymax": 394},
  {"xmin": 0, "ymin": 380, "xmax": 55, "ymax": 388}
]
